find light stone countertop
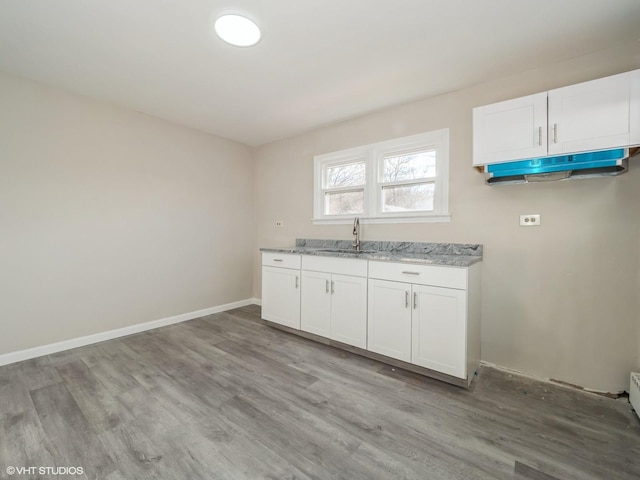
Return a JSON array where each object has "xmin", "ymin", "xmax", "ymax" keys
[{"xmin": 260, "ymin": 239, "xmax": 483, "ymax": 267}]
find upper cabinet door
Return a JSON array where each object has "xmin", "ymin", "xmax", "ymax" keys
[
  {"xmin": 631, "ymin": 70, "xmax": 640, "ymax": 146},
  {"xmin": 472, "ymin": 92, "xmax": 547, "ymax": 166},
  {"xmin": 548, "ymin": 71, "xmax": 631, "ymax": 155}
]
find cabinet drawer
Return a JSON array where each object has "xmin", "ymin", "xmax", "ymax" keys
[
  {"xmin": 368, "ymin": 261, "xmax": 467, "ymax": 290},
  {"xmin": 302, "ymin": 255, "xmax": 367, "ymax": 277},
  {"xmin": 262, "ymin": 252, "xmax": 301, "ymax": 269}
]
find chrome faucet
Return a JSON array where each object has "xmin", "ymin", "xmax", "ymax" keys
[{"xmin": 352, "ymin": 217, "xmax": 361, "ymax": 251}]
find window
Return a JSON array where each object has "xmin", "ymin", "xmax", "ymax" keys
[
  {"xmin": 324, "ymin": 160, "xmax": 366, "ymax": 215},
  {"xmin": 313, "ymin": 129, "xmax": 450, "ymax": 224}
]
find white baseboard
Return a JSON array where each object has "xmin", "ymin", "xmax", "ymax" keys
[
  {"xmin": 0, "ymin": 298, "xmax": 255, "ymax": 367},
  {"xmin": 251, "ymin": 297, "xmax": 262, "ymax": 306}
]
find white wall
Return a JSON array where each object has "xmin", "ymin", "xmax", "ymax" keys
[
  {"xmin": 0, "ymin": 72, "xmax": 254, "ymax": 357},
  {"xmin": 253, "ymin": 41, "xmax": 640, "ymax": 393}
]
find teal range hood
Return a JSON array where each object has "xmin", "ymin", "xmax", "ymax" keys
[{"xmin": 484, "ymin": 148, "xmax": 629, "ymax": 185}]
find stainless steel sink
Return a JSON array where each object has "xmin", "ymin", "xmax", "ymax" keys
[{"xmin": 314, "ymin": 248, "xmax": 378, "ymax": 255}]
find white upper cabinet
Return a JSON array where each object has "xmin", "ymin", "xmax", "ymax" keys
[
  {"xmin": 473, "ymin": 92, "xmax": 547, "ymax": 165},
  {"xmin": 473, "ymin": 69, "xmax": 640, "ymax": 166},
  {"xmin": 632, "ymin": 69, "xmax": 640, "ymax": 147},
  {"xmin": 548, "ymin": 71, "xmax": 633, "ymax": 155}
]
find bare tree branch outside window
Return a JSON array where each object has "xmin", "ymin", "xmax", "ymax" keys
[
  {"xmin": 327, "ymin": 162, "xmax": 366, "ymax": 188},
  {"xmin": 382, "ymin": 151, "xmax": 436, "ymax": 211},
  {"xmin": 325, "ymin": 162, "xmax": 366, "ymax": 214}
]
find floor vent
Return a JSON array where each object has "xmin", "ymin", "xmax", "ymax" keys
[{"xmin": 631, "ymin": 372, "xmax": 640, "ymax": 415}]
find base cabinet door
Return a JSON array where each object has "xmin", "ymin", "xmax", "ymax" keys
[
  {"xmin": 330, "ymin": 274, "xmax": 367, "ymax": 349},
  {"xmin": 301, "ymin": 271, "xmax": 331, "ymax": 337},
  {"xmin": 367, "ymin": 279, "xmax": 412, "ymax": 362},
  {"xmin": 411, "ymin": 285, "xmax": 466, "ymax": 378},
  {"xmin": 261, "ymin": 266, "xmax": 300, "ymax": 329}
]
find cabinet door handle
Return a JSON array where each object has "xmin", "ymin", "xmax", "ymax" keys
[
  {"xmin": 413, "ymin": 292, "xmax": 417, "ymax": 309},
  {"xmin": 273, "ymin": 259, "xmax": 284, "ymax": 262},
  {"xmin": 295, "ymin": 276, "xmax": 299, "ymax": 288},
  {"xmin": 538, "ymin": 126, "xmax": 542, "ymax": 146},
  {"xmin": 405, "ymin": 291, "xmax": 409, "ymax": 308},
  {"xmin": 331, "ymin": 281, "xmax": 335, "ymax": 294},
  {"xmin": 553, "ymin": 123, "xmax": 558, "ymax": 143},
  {"xmin": 325, "ymin": 279, "xmax": 330, "ymax": 293},
  {"xmin": 402, "ymin": 271, "xmax": 420, "ymax": 275}
]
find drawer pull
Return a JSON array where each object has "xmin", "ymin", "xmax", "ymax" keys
[
  {"xmin": 273, "ymin": 259, "xmax": 284, "ymax": 262},
  {"xmin": 413, "ymin": 292, "xmax": 417, "ymax": 309},
  {"xmin": 325, "ymin": 280, "xmax": 330, "ymax": 293},
  {"xmin": 405, "ymin": 291, "xmax": 409, "ymax": 308},
  {"xmin": 295, "ymin": 276, "xmax": 299, "ymax": 288},
  {"xmin": 402, "ymin": 271, "xmax": 420, "ymax": 275}
]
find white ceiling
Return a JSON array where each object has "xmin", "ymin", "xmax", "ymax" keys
[{"xmin": 1, "ymin": 1, "xmax": 639, "ymax": 146}]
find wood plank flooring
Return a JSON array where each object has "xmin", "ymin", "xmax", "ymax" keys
[{"xmin": 1, "ymin": 304, "xmax": 638, "ymax": 479}]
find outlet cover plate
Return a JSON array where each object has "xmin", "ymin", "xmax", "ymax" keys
[{"xmin": 520, "ymin": 214, "xmax": 541, "ymax": 226}]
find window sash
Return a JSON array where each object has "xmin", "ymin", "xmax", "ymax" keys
[
  {"xmin": 379, "ymin": 180, "xmax": 435, "ymax": 214},
  {"xmin": 377, "ymin": 177, "xmax": 437, "ymax": 188},
  {"xmin": 379, "ymin": 149, "xmax": 437, "ymax": 183},
  {"xmin": 322, "ymin": 158, "xmax": 367, "ymax": 190},
  {"xmin": 323, "ymin": 188, "xmax": 365, "ymax": 216},
  {"xmin": 313, "ymin": 129, "xmax": 449, "ymax": 223}
]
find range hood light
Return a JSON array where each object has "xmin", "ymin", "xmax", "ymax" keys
[{"xmin": 484, "ymin": 148, "xmax": 629, "ymax": 185}]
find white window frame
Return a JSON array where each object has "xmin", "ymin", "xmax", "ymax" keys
[{"xmin": 313, "ymin": 129, "xmax": 450, "ymax": 224}]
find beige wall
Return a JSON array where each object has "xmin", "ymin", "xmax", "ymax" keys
[
  {"xmin": 0, "ymin": 72, "xmax": 254, "ymax": 356},
  {"xmin": 253, "ymin": 42, "xmax": 640, "ymax": 393},
  {"xmin": 2, "ymin": 43, "xmax": 638, "ymax": 393}
]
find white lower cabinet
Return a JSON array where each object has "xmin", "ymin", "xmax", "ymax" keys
[
  {"xmin": 300, "ymin": 256, "xmax": 368, "ymax": 349},
  {"xmin": 300, "ymin": 270, "xmax": 331, "ymax": 337},
  {"xmin": 367, "ymin": 279, "xmax": 412, "ymax": 362},
  {"xmin": 368, "ymin": 280, "xmax": 466, "ymax": 376},
  {"xmin": 261, "ymin": 253, "xmax": 301, "ymax": 329},
  {"xmin": 367, "ymin": 261, "xmax": 480, "ymax": 383},
  {"xmin": 263, "ymin": 252, "xmax": 481, "ymax": 386},
  {"xmin": 330, "ymin": 274, "xmax": 367, "ymax": 348},
  {"xmin": 411, "ymin": 284, "xmax": 466, "ymax": 378}
]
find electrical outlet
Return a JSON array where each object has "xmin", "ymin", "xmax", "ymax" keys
[
  {"xmin": 520, "ymin": 214, "xmax": 541, "ymax": 226},
  {"xmin": 275, "ymin": 220, "xmax": 284, "ymax": 228}
]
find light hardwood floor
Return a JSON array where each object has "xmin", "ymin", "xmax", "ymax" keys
[{"xmin": 1, "ymin": 304, "xmax": 638, "ymax": 479}]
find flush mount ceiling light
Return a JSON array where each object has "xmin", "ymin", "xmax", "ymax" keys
[{"xmin": 214, "ymin": 14, "xmax": 261, "ymax": 47}]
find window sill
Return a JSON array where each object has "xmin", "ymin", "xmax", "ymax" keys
[{"xmin": 312, "ymin": 214, "xmax": 451, "ymax": 225}]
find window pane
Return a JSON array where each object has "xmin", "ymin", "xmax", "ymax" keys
[
  {"xmin": 381, "ymin": 183, "xmax": 434, "ymax": 212},
  {"xmin": 326, "ymin": 162, "xmax": 366, "ymax": 188},
  {"xmin": 324, "ymin": 190, "xmax": 364, "ymax": 215},
  {"xmin": 382, "ymin": 151, "xmax": 436, "ymax": 182}
]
